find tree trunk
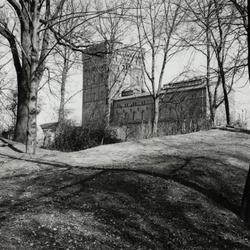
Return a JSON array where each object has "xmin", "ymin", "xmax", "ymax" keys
[
  {"xmin": 23, "ymin": 2, "xmax": 42, "ymax": 154},
  {"xmin": 220, "ymin": 65, "xmax": 231, "ymax": 126},
  {"xmin": 0, "ymin": 0, "xmax": 64, "ymax": 154},
  {"xmin": 152, "ymin": 97, "xmax": 159, "ymax": 137},
  {"xmin": 14, "ymin": 97, "xmax": 29, "ymax": 142},
  {"xmin": 26, "ymin": 79, "xmax": 39, "ymax": 154},
  {"xmin": 58, "ymin": 83, "xmax": 66, "ymax": 125},
  {"xmin": 13, "ymin": 19, "xmax": 32, "ymax": 143},
  {"xmin": 241, "ymin": 165, "xmax": 250, "ymax": 229},
  {"xmin": 247, "ymin": 0, "xmax": 249, "ymax": 80},
  {"xmin": 58, "ymin": 59, "xmax": 69, "ymax": 125},
  {"xmin": 206, "ymin": 25, "xmax": 215, "ymax": 125},
  {"xmin": 105, "ymin": 93, "xmax": 111, "ymax": 129},
  {"xmin": 248, "ymin": 23, "xmax": 250, "ymax": 81},
  {"xmin": 211, "ymin": 106, "xmax": 217, "ymax": 126},
  {"xmin": 206, "ymin": 64, "xmax": 215, "ymax": 125},
  {"xmin": 105, "ymin": 60, "xmax": 112, "ymax": 129}
]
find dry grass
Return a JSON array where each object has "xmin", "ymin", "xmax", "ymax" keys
[{"xmin": 0, "ymin": 129, "xmax": 250, "ymax": 249}]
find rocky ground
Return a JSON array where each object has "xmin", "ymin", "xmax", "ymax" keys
[{"xmin": 0, "ymin": 129, "xmax": 250, "ymax": 249}]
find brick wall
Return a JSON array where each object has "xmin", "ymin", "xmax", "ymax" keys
[
  {"xmin": 81, "ymin": 42, "xmax": 144, "ymax": 127},
  {"xmin": 112, "ymin": 86, "xmax": 207, "ymax": 127}
]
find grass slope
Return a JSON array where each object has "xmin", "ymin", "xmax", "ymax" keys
[{"xmin": 0, "ymin": 129, "xmax": 250, "ymax": 249}]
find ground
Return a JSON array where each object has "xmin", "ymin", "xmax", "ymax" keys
[{"xmin": 0, "ymin": 129, "xmax": 250, "ymax": 249}]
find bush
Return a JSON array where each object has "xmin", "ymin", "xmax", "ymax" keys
[
  {"xmin": 1, "ymin": 126, "xmax": 14, "ymax": 140},
  {"xmin": 232, "ymin": 119, "xmax": 247, "ymax": 129},
  {"xmin": 47, "ymin": 121, "xmax": 121, "ymax": 152}
]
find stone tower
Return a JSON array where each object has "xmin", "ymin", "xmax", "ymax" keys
[
  {"xmin": 82, "ymin": 42, "xmax": 108, "ymax": 127},
  {"xmin": 82, "ymin": 41, "xmax": 144, "ymax": 128}
]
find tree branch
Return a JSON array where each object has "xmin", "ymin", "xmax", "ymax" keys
[{"xmin": 0, "ymin": 23, "xmax": 21, "ymax": 78}]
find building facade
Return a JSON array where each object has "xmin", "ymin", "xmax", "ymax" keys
[
  {"xmin": 112, "ymin": 79, "xmax": 207, "ymax": 126},
  {"xmin": 82, "ymin": 42, "xmax": 233, "ymax": 137},
  {"xmin": 82, "ymin": 41, "xmax": 144, "ymax": 127}
]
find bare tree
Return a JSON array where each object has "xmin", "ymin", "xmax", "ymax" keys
[
  {"xmin": 90, "ymin": 0, "xmax": 137, "ymax": 127},
  {"xmin": 181, "ymin": 0, "xmax": 217, "ymax": 123},
  {"xmin": 229, "ymin": 0, "xmax": 249, "ymax": 79},
  {"xmin": 211, "ymin": 0, "xmax": 234, "ymax": 125},
  {"xmin": 0, "ymin": 0, "xmax": 70, "ymax": 153},
  {"xmin": 134, "ymin": 0, "xmax": 186, "ymax": 136},
  {"xmin": 50, "ymin": 45, "xmax": 79, "ymax": 125},
  {"xmin": 229, "ymin": 0, "xmax": 250, "ymax": 231},
  {"xmin": 0, "ymin": 72, "xmax": 16, "ymax": 131},
  {"xmin": 50, "ymin": 2, "xmax": 81, "ymax": 125},
  {"xmin": 183, "ymin": 0, "xmax": 246, "ymax": 125},
  {"xmin": 0, "ymin": 0, "xmax": 120, "ymax": 153}
]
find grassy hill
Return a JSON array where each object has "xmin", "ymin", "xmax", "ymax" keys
[{"xmin": 0, "ymin": 129, "xmax": 250, "ymax": 249}]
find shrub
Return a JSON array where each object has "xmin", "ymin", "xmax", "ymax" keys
[
  {"xmin": 47, "ymin": 121, "xmax": 121, "ymax": 152},
  {"xmin": 1, "ymin": 126, "xmax": 14, "ymax": 140},
  {"xmin": 232, "ymin": 119, "xmax": 247, "ymax": 129}
]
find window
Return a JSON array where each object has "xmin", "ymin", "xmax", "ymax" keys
[
  {"xmin": 136, "ymin": 76, "xmax": 140, "ymax": 86},
  {"xmin": 122, "ymin": 63, "xmax": 130, "ymax": 71},
  {"xmin": 133, "ymin": 111, "xmax": 136, "ymax": 121},
  {"xmin": 92, "ymin": 74, "xmax": 96, "ymax": 84},
  {"xmin": 141, "ymin": 110, "xmax": 144, "ymax": 120},
  {"xmin": 100, "ymin": 72, "xmax": 105, "ymax": 81}
]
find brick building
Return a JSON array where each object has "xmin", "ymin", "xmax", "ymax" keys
[
  {"xmin": 82, "ymin": 41, "xmax": 144, "ymax": 127},
  {"xmin": 112, "ymin": 79, "xmax": 207, "ymax": 126},
  {"xmin": 81, "ymin": 42, "xmax": 227, "ymax": 137}
]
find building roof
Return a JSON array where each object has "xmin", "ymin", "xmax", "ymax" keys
[
  {"xmin": 113, "ymin": 92, "xmax": 151, "ymax": 101},
  {"xmin": 113, "ymin": 77, "xmax": 206, "ymax": 101},
  {"xmin": 40, "ymin": 122, "xmax": 58, "ymax": 130},
  {"xmin": 163, "ymin": 77, "xmax": 206, "ymax": 90},
  {"xmin": 82, "ymin": 41, "xmax": 143, "ymax": 60}
]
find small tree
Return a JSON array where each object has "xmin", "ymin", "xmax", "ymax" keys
[{"xmin": 50, "ymin": 1, "xmax": 86, "ymax": 126}]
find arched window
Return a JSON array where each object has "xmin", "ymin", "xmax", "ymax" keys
[
  {"xmin": 136, "ymin": 76, "xmax": 139, "ymax": 85},
  {"xmin": 141, "ymin": 110, "xmax": 144, "ymax": 120}
]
